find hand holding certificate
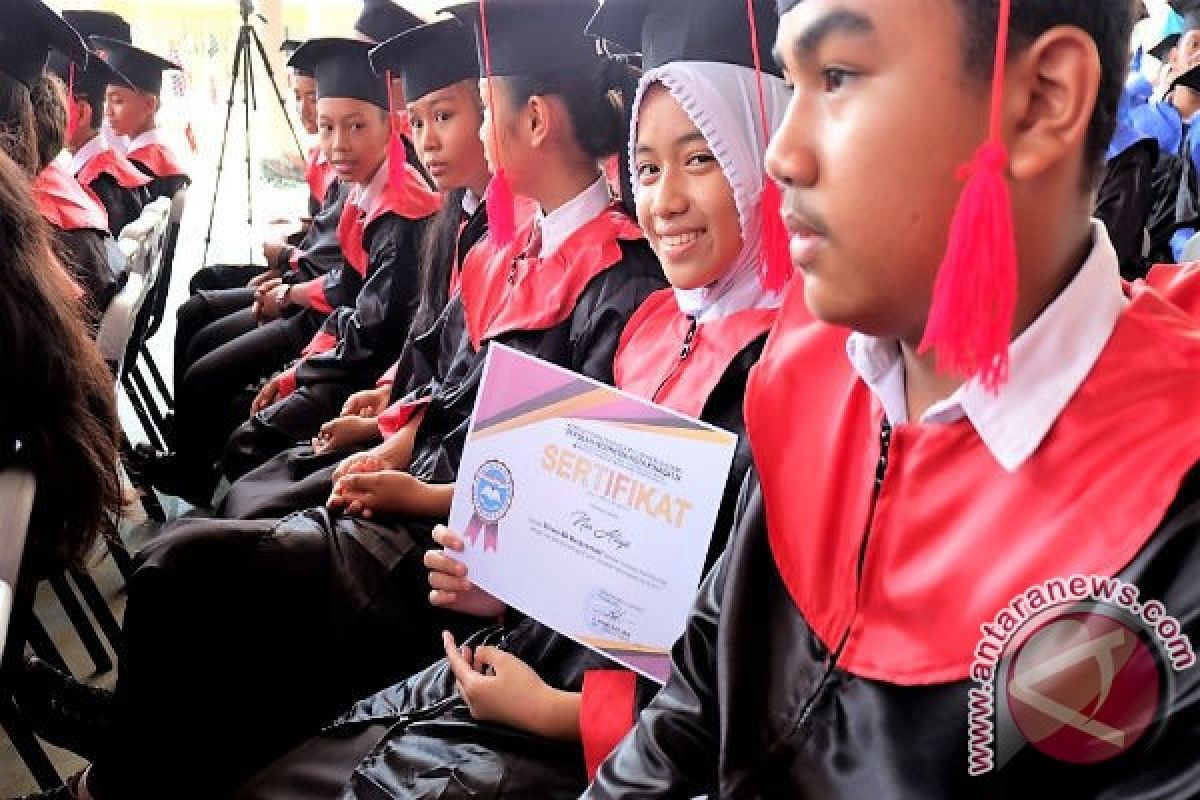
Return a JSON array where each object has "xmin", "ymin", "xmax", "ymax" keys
[{"xmin": 448, "ymin": 344, "xmax": 738, "ymax": 683}]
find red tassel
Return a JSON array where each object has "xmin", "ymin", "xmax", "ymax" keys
[
  {"xmin": 485, "ymin": 168, "xmax": 517, "ymax": 246},
  {"xmin": 745, "ymin": 0, "xmax": 791, "ymax": 293},
  {"xmin": 917, "ymin": 141, "xmax": 1017, "ymax": 392},
  {"xmin": 918, "ymin": 0, "xmax": 1016, "ymax": 393},
  {"xmin": 759, "ymin": 180, "xmax": 792, "ymax": 292},
  {"xmin": 65, "ymin": 62, "xmax": 79, "ymax": 141}
]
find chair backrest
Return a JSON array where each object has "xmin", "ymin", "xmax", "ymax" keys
[
  {"xmin": 1182, "ymin": 232, "xmax": 1200, "ymax": 264},
  {"xmin": 142, "ymin": 188, "xmax": 187, "ymax": 341},
  {"xmin": 0, "ymin": 469, "xmax": 36, "ymax": 659}
]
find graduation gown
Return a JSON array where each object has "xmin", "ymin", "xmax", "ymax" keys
[
  {"xmin": 90, "ymin": 203, "xmax": 664, "ymax": 800},
  {"xmin": 233, "ymin": 287, "xmax": 772, "ymax": 800},
  {"xmin": 74, "ymin": 140, "xmax": 152, "ymax": 237},
  {"xmin": 220, "ymin": 161, "xmax": 441, "ymax": 482},
  {"xmin": 125, "ymin": 132, "xmax": 190, "ymax": 201},
  {"xmin": 587, "ymin": 281, "xmax": 1200, "ymax": 799},
  {"xmin": 32, "ymin": 162, "xmax": 123, "ymax": 318},
  {"xmin": 217, "ymin": 200, "xmax": 491, "ymax": 521}
]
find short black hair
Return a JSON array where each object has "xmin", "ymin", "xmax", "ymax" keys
[{"xmin": 955, "ymin": 0, "xmax": 1136, "ymax": 184}]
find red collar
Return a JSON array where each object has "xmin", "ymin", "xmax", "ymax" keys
[
  {"xmin": 615, "ymin": 289, "xmax": 776, "ymax": 417},
  {"xmin": 335, "ymin": 162, "xmax": 442, "ymax": 277},
  {"xmin": 459, "ymin": 203, "xmax": 643, "ymax": 351},
  {"xmin": 32, "ymin": 163, "xmax": 110, "ymax": 232},
  {"xmin": 1144, "ymin": 262, "xmax": 1200, "ymax": 318},
  {"xmin": 75, "ymin": 148, "xmax": 151, "ymax": 190},
  {"xmin": 746, "ymin": 282, "xmax": 1200, "ymax": 684},
  {"xmin": 305, "ymin": 146, "xmax": 336, "ymax": 205},
  {"xmin": 127, "ymin": 141, "xmax": 187, "ymax": 179}
]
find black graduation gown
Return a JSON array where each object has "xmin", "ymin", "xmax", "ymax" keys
[
  {"xmin": 1096, "ymin": 138, "xmax": 1158, "ymax": 281},
  {"xmin": 85, "ymin": 171, "xmax": 149, "ymax": 238},
  {"xmin": 217, "ymin": 202, "xmax": 490, "ymax": 521},
  {"xmin": 220, "ymin": 208, "xmax": 429, "ymax": 483},
  {"xmin": 128, "ymin": 159, "xmax": 190, "ymax": 203},
  {"xmin": 87, "ymin": 228, "xmax": 664, "ymax": 800},
  {"xmin": 50, "ymin": 226, "xmax": 122, "ymax": 320},
  {"xmin": 587, "ymin": 283, "xmax": 1200, "ymax": 800},
  {"xmin": 231, "ymin": 335, "xmax": 767, "ymax": 800}
]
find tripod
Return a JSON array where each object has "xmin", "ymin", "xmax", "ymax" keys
[{"xmin": 201, "ymin": 0, "xmax": 304, "ymax": 265}]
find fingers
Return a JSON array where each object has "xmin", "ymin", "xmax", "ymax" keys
[
  {"xmin": 472, "ymin": 645, "xmax": 508, "ymax": 673},
  {"xmin": 432, "ymin": 525, "xmax": 465, "ymax": 552},
  {"xmin": 424, "ymin": 552, "xmax": 470, "ymax": 590},
  {"xmin": 442, "ymin": 631, "xmax": 475, "ymax": 686}
]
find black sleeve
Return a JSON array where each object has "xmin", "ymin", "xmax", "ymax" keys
[
  {"xmin": 567, "ymin": 239, "xmax": 668, "ymax": 384},
  {"xmin": 51, "ymin": 227, "xmax": 120, "ymax": 320},
  {"xmin": 585, "ymin": 475, "xmax": 759, "ymax": 799},
  {"xmin": 293, "ymin": 214, "xmax": 426, "ymax": 390},
  {"xmin": 88, "ymin": 173, "xmax": 142, "ymax": 237},
  {"xmin": 1096, "ymin": 139, "xmax": 1158, "ymax": 281}
]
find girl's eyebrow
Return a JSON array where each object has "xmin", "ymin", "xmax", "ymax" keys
[{"xmin": 635, "ymin": 131, "xmax": 707, "ymax": 156}]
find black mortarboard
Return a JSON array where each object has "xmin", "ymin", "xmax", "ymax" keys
[
  {"xmin": 442, "ymin": 0, "xmax": 603, "ymax": 76},
  {"xmin": 586, "ymin": 0, "xmax": 779, "ymax": 75},
  {"xmin": 369, "ymin": 19, "xmax": 478, "ymax": 102},
  {"xmin": 0, "ymin": 0, "xmax": 87, "ymax": 90},
  {"xmin": 288, "ymin": 38, "xmax": 389, "ymax": 109},
  {"xmin": 355, "ymin": 0, "xmax": 425, "ymax": 44},
  {"xmin": 281, "ymin": 39, "xmax": 313, "ymax": 76},
  {"xmin": 62, "ymin": 10, "xmax": 131, "ymax": 44},
  {"xmin": 46, "ymin": 47, "xmax": 132, "ymax": 96},
  {"xmin": 90, "ymin": 37, "xmax": 180, "ymax": 95}
]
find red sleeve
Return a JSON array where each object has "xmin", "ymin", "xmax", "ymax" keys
[
  {"xmin": 275, "ymin": 367, "xmax": 298, "ymax": 401},
  {"xmin": 301, "ymin": 330, "xmax": 338, "ymax": 358},
  {"xmin": 377, "ymin": 361, "xmax": 399, "ymax": 388},
  {"xmin": 580, "ymin": 669, "xmax": 638, "ymax": 781},
  {"xmin": 294, "ymin": 276, "xmax": 334, "ymax": 314},
  {"xmin": 376, "ymin": 397, "xmax": 431, "ymax": 440}
]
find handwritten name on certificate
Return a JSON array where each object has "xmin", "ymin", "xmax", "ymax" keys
[{"xmin": 448, "ymin": 344, "xmax": 738, "ymax": 683}]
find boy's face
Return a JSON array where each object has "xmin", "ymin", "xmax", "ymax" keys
[
  {"xmin": 1172, "ymin": 30, "xmax": 1200, "ymax": 76},
  {"xmin": 766, "ymin": 0, "xmax": 991, "ymax": 343},
  {"xmin": 292, "ymin": 74, "xmax": 319, "ymax": 136},
  {"xmin": 104, "ymin": 86, "xmax": 157, "ymax": 137}
]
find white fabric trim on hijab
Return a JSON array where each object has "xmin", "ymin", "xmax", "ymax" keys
[{"xmin": 628, "ymin": 60, "xmax": 792, "ymax": 324}]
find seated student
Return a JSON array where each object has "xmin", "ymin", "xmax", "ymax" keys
[
  {"xmin": 140, "ymin": 38, "xmax": 437, "ymax": 507},
  {"xmin": 91, "ymin": 36, "xmax": 190, "ymax": 201},
  {"xmin": 21, "ymin": 5, "xmax": 663, "ymax": 798},
  {"xmin": 233, "ymin": 3, "xmax": 788, "ymax": 797},
  {"xmin": 217, "ymin": 17, "xmax": 493, "ymax": 521},
  {"xmin": 28, "ymin": 73, "xmax": 124, "ymax": 321},
  {"xmin": 46, "ymin": 11, "xmax": 150, "ymax": 238},
  {"xmin": 0, "ymin": 3, "xmax": 121, "ymax": 580},
  {"xmin": 216, "ymin": 37, "xmax": 443, "ymax": 488},
  {"xmin": 589, "ymin": 0, "xmax": 1200, "ymax": 796}
]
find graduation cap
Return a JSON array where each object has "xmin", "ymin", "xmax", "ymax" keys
[
  {"xmin": 586, "ymin": 0, "xmax": 780, "ymax": 75},
  {"xmin": 288, "ymin": 37, "xmax": 389, "ymax": 109},
  {"xmin": 90, "ymin": 37, "xmax": 181, "ymax": 95},
  {"xmin": 1172, "ymin": 62, "xmax": 1200, "ymax": 92},
  {"xmin": 46, "ymin": 48, "xmax": 132, "ymax": 96},
  {"xmin": 355, "ymin": 0, "xmax": 426, "ymax": 44},
  {"xmin": 442, "ymin": 0, "xmax": 603, "ymax": 77},
  {"xmin": 280, "ymin": 39, "xmax": 313, "ymax": 77},
  {"xmin": 0, "ymin": 0, "xmax": 87, "ymax": 90},
  {"xmin": 1150, "ymin": 2, "xmax": 1200, "ymax": 61},
  {"xmin": 369, "ymin": 18, "xmax": 479, "ymax": 102},
  {"xmin": 62, "ymin": 10, "xmax": 131, "ymax": 44}
]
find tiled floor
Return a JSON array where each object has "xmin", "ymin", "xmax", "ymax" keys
[{"xmin": 0, "ymin": 123, "xmax": 308, "ymax": 795}]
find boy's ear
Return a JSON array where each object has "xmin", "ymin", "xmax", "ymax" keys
[
  {"xmin": 1006, "ymin": 25, "xmax": 1101, "ymax": 183},
  {"xmin": 526, "ymin": 94, "xmax": 550, "ymax": 149}
]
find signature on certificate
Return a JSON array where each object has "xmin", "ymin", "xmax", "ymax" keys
[{"xmin": 570, "ymin": 510, "xmax": 632, "ymax": 550}]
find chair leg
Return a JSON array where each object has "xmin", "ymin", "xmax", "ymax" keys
[
  {"xmin": 107, "ymin": 539, "xmax": 135, "ymax": 583},
  {"xmin": 141, "ymin": 346, "xmax": 175, "ymax": 409},
  {"xmin": 121, "ymin": 372, "xmax": 166, "ymax": 453},
  {"xmin": 0, "ymin": 691, "xmax": 62, "ymax": 790},
  {"xmin": 68, "ymin": 569, "xmax": 124, "ymax": 654},
  {"xmin": 25, "ymin": 614, "xmax": 68, "ymax": 674},
  {"xmin": 47, "ymin": 575, "xmax": 113, "ymax": 675},
  {"xmin": 120, "ymin": 435, "xmax": 166, "ymax": 524},
  {"xmin": 130, "ymin": 366, "xmax": 170, "ymax": 446}
]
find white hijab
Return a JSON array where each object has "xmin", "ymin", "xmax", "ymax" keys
[{"xmin": 629, "ymin": 61, "xmax": 792, "ymax": 323}]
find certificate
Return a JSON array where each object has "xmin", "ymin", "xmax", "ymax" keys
[{"xmin": 449, "ymin": 343, "xmax": 738, "ymax": 683}]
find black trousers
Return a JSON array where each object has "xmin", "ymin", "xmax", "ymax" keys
[
  {"xmin": 174, "ymin": 287, "xmax": 257, "ymax": 393},
  {"xmin": 172, "ymin": 310, "xmax": 321, "ymax": 500},
  {"xmin": 188, "ymin": 262, "xmax": 268, "ymax": 294}
]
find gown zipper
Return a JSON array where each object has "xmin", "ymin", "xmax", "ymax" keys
[{"xmin": 652, "ymin": 316, "xmax": 698, "ymax": 402}]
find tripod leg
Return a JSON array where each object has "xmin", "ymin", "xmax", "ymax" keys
[
  {"xmin": 249, "ymin": 26, "xmax": 306, "ymax": 159},
  {"xmin": 242, "ymin": 36, "xmax": 255, "ymax": 264},
  {"xmin": 201, "ymin": 26, "xmax": 249, "ymax": 267}
]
